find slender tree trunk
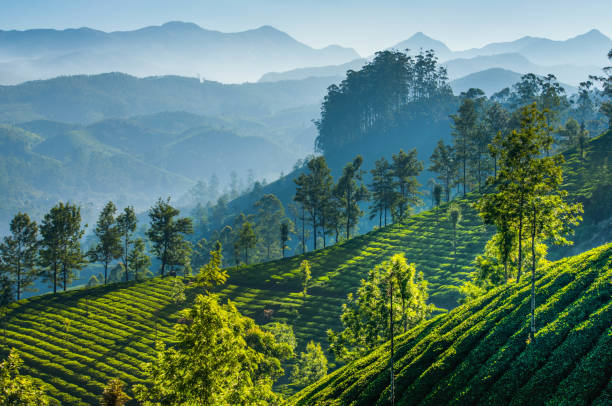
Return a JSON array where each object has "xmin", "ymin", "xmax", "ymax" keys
[
  {"xmin": 301, "ymin": 206, "xmax": 305, "ymax": 254},
  {"xmin": 530, "ymin": 206, "xmax": 537, "ymax": 342},
  {"xmin": 389, "ymin": 279, "xmax": 395, "ymax": 406},
  {"xmin": 124, "ymin": 234, "xmax": 129, "ymax": 283},
  {"xmin": 16, "ymin": 261, "xmax": 21, "ymax": 301},
  {"xmin": 63, "ymin": 264, "xmax": 67, "ymax": 292},
  {"xmin": 53, "ymin": 263, "xmax": 57, "ymax": 294},
  {"xmin": 104, "ymin": 262, "xmax": 108, "ymax": 285},
  {"xmin": 517, "ymin": 198, "xmax": 524, "ymax": 282},
  {"xmin": 504, "ymin": 261, "xmax": 508, "ymax": 283},
  {"xmin": 346, "ymin": 187, "xmax": 351, "ymax": 240}
]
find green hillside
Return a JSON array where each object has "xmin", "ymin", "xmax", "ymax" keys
[
  {"xmin": 0, "ymin": 198, "xmax": 490, "ymax": 405},
  {"xmin": 291, "ymin": 242, "xmax": 612, "ymax": 406}
]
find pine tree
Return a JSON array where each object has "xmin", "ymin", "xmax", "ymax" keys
[
  {"xmin": 0, "ymin": 213, "xmax": 38, "ymax": 301},
  {"xmin": 127, "ymin": 238, "xmax": 151, "ymax": 281}
]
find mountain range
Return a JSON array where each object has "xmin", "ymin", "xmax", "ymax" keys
[
  {"xmin": 0, "ymin": 22, "xmax": 359, "ymax": 84},
  {"xmin": 259, "ymin": 29, "xmax": 611, "ymax": 88}
]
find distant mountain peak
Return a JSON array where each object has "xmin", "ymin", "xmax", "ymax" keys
[{"xmin": 574, "ymin": 28, "xmax": 610, "ymax": 41}]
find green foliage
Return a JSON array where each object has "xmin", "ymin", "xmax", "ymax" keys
[
  {"xmin": 39, "ymin": 202, "xmax": 87, "ymax": 293},
  {"xmin": 290, "ymin": 341, "xmax": 328, "ymax": 389},
  {"xmin": 195, "ymin": 242, "xmax": 228, "ymax": 290},
  {"xmin": 116, "ymin": 206, "xmax": 137, "ymax": 282},
  {"xmin": 133, "ymin": 294, "xmax": 289, "ymax": 405},
  {"xmin": 89, "ymin": 202, "xmax": 121, "ymax": 285},
  {"xmin": 429, "ymin": 140, "xmax": 456, "ymax": 202},
  {"xmin": 100, "ymin": 378, "xmax": 130, "ymax": 406},
  {"xmin": 0, "ymin": 349, "xmax": 49, "ymax": 405},
  {"xmin": 254, "ymin": 194, "xmax": 289, "ymax": 260},
  {"xmin": 236, "ymin": 221, "xmax": 257, "ymax": 265},
  {"xmin": 391, "ymin": 149, "xmax": 423, "ymax": 219},
  {"xmin": 334, "ymin": 155, "xmax": 369, "ymax": 239},
  {"xmin": 328, "ymin": 254, "xmax": 432, "ymax": 363},
  {"xmin": 0, "ymin": 212, "xmax": 39, "ymax": 301},
  {"xmin": 146, "ymin": 197, "xmax": 193, "ymax": 276},
  {"xmin": 291, "ymin": 243, "xmax": 612, "ymax": 405},
  {"xmin": 127, "ymin": 238, "xmax": 152, "ymax": 281}
]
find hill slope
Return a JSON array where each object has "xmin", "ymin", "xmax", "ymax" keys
[
  {"xmin": 0, "ymin": 198, "xmax": 490, "ymax": 405},
  {"xmin": 291, "ymin": 243, "xmax": 612, "ymax": 406}
]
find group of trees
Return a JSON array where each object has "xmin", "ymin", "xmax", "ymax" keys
[
  {"xmin": 293, "ymin": 149, "xmax": 423, "ymax": 252},
  {"xmin": 315, "ymin": 49, "xmax": 453, "ymax": 154},
  {"xmin": 0, "ymin": 197, "xmax": 194, "ymax": 302}
]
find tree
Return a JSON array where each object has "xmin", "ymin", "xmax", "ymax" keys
[
  {"xmin": 335, "ymin": 155, "xmax": 368, "ymax": 239},
  {"xmin": 290, "ymin": 341, "xmax": 328, "ymax": 388},
  {"xmin": 171, "ymin": 277, "xmax": 186, "ymax": 305},
  {"xmin": 89, "ymin": 202, "xmax": 121, "ymax": 285},
  {"xmin": 433, "ymin": 184, "xmax": 443, "ymax": 208},
  {"xmin": 236, "ymin": 221, "xmax": 257, "ymax": 265},
  {"xmin": 0, "ymin": 213, "xmax": 38, "ymax": 301},
  {"xmin": 100, "ymin": 378, "xmax": 130, "ymax": 406},
  {"xmin": 328, "ymin": 254, "xmax": 431, "ymax": 363},
  {"xmin": 369, "ymin": 157, "xmax": 395, "ymax": 227},
  {"xmin": 133, "ymin": 294, "xmax": 292, "ymax": 405},
  {"xmin": 146, "ymin": 198, "xmax": 193, "ymax": 277},
  {"xmin": 300, "ymin": 260, "xmax": 311, "ymax": 296},
  {"xmin": 127, "ymin": 238, "xmax": 151, "ymax": 281},
  {"xmin": 254, "ymin": 194, "xmax": 286, "ymax": 259},
  {"xmin": 451, "ymin": 98, "xmax": 478, "ymax": 196},
  {"xmin": 391, "ymin": 149, "xmax": 423, "ymax": 220},
  {"xmin": 280, "ymin": 221, "xmax": 293, "ymax": 258},
  {"xmin": 294, "ymin": 156, "xmax": 334, "ymax": 251},
  {"xmin": 116, "ymin": 206, "xmax": 137, "ymax": 283},
  {"xmin": 39, "ymin": 202, "xmax": 87, "ymax": 293},
  {"xmin": 196, "ymin": 242, "xmax": 228, "ymax": 291},
  {"xmin": 429, "ymin": 140, "xmax": 455, "ymax": 202},
  {"xmin": 448, "ymin": 203, "xmax": 462, "ymax": 271},
  {"xmin": 484, "ymin": 102, "xmax": 510, "ymax": 178},
  {"xmin": 262, "ymin": 322, "xmax": 297, "ymax": 356},
  {"xmin": 0, "ymin": 349, "xmax": 49, "ymax": 405}
]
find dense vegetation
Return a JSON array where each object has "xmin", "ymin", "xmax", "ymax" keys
[{"xmin": 291, "ymin": 242, "xmax": 612, "ymax": 405}]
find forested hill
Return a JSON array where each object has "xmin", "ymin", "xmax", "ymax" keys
[
  {"xmin": 291, "ymin": 242, "xmax": 612, "ymax": 405},
  {"xmin": 0, "ymin": 72, "xmax": 332, "ymax": 124}
]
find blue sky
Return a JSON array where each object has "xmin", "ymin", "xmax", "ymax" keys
[{"xmin": 1, "ymin": 0, "xmax": 611, "ymax": 55}]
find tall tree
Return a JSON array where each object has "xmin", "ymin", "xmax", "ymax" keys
[
  {"xmin": 39, "ymin": 202, "xmax": 86, "ymax": 293},
  {"xmin": 280, "ymin": 220, "xmax": 293, "ymax": 258},
  {"xmin": 0, "ymin": 213, "xmax": 38, "ymax": 301},
  {"xmin": 369, "ymin": 157, "xmax": 395, "ymax": 227},
  {"xmin": 328, "ymin": 253, "xmax": 431, "ymax": 363},
  {"xmin": 448, "ymin": 203, "xmax": 462, "ymax": 272},
  {"xmin": 116, "ymin": 206, "xmax": 137, "ymax": 282},
  {"xmin": 254, "ymin": 194, "xmax": 286, "ymax": 259},
  {"xmin": 391, "ymin": 149, "xmax": 423, "ymax": 219},
  {"xmin": 335, "ymin": 155, "xmax": 369, "ymax": 239},
  {"xmin": 294, "ymin": 156, "xmax": 334, "ymax": 251},
  {"xmin": 485, "ymin": 102, "xmax": 510, "ymax": 178},
  {"xmin": 429, "ymin": 140, "xmax": 455, "ymax": 202},
  {"xmin": 451, "ymin": 98, "xmax": 478, "ymax": 196},
  {"xmin": 89, "ymin": 202, "xmax": 121, "ymax": 285},
  {"xmin": 300, "ymin": 260, "xmax": 311, "ymax": 297},
  {"xmin": 146, "ymin": 198, "xmax": 193, "ymax": 277},
  {"xmin": 127, "ymin": 238, "xmax": 151, "ymax": 282},
  {"xmin": 236, "ymin": 222, "xmax": 257, "ymax": 265}
]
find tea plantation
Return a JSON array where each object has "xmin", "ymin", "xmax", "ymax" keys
[
  {"xmin": 0, "ymin": 198, "xmax": 490, "ymax": 405},
  {"xmin": 291, "ymin": 242, "xmax": 612, "ymax": 406}
]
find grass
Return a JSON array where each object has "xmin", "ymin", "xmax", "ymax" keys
[
  {"xmin": 290, "ymin": 242, "xmax": 612, "ymax": 406},
  {"xmin": 0, "ymin": 197, "xmax": 489, "ymax": 405},
  {"xmin": 1, "ymin": 130, "xmax": 608, "ymax": 405}
]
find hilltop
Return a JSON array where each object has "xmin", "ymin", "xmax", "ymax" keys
[{"xmin": 291, "ymin": 242, "xmax": 612, "ymax": 405}]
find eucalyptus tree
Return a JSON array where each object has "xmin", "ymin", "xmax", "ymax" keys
[
  {"xmin": 89, "ymin": 201, "xmax": 121, "ymax": 285},
  {"xmin": 0, "ymin": 213, "xmax": 38, "ymax": 301},
  {"xmin": 335, "ymin": 155, "xmax": 368, "ymax": 239},
  {"xmin": 147, "ymin": 198, "xmax": 193, "ymax": 277},
  {"xmin": 116, "ymin": 206, "xmax": 137, "ymax": 282},
  {"xmin": 429, "ymin": 140, "xmax": 456, "ymax": 202},
  {"xmin": 451, "ymin": 98, "xmax": 478, "ymax": 196},
  {"xmin": 369, "ymin": 157, "xmax": 395, "ymax": 227},
  {"xmin": 39, "ymin": 202, "xmax": 87, "ymax": 293},
  {"xmin": 391, "ymin": 149, "xmax": 423, "ymax": 219}
]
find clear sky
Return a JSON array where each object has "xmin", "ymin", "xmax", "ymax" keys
[{"xmin": 1, "ymin": 0, "xmax": 611, "ymax": 56}]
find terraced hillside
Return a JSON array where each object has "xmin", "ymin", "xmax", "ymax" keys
[
  {"xmin": 0, "ymin": 198, "xmax": 490, "ymax": 405},
  {"xmin": 291, "ymin": 243, "xmax": 612, "ymax": 406}
]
